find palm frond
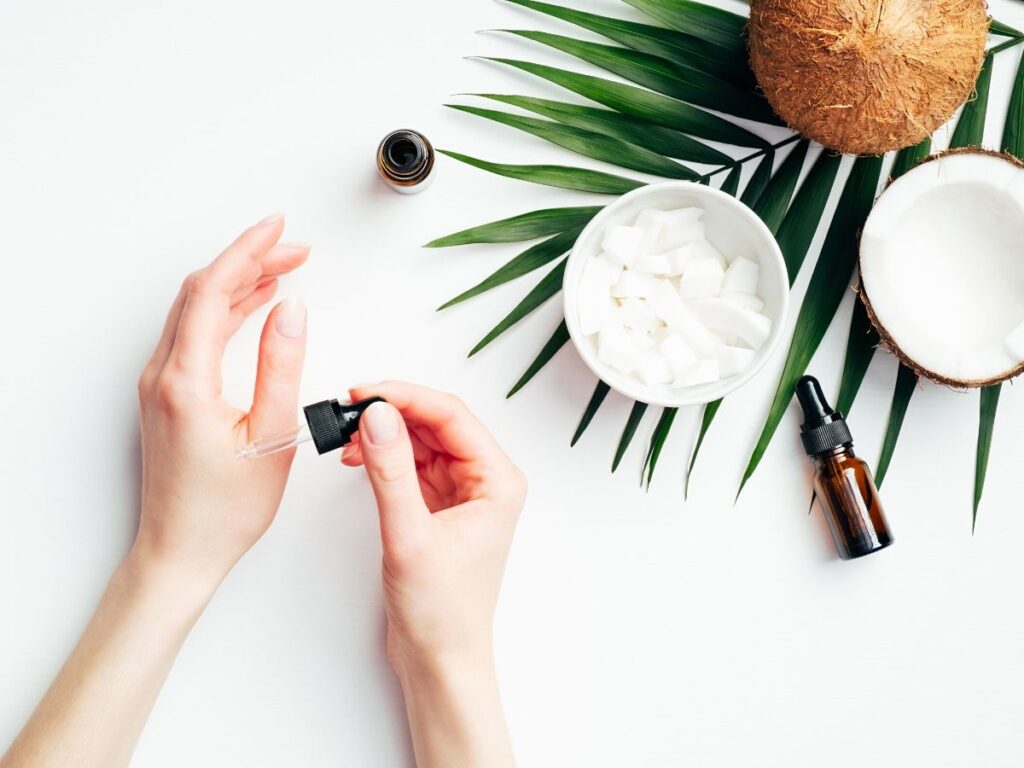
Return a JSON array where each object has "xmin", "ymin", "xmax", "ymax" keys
[
  {"xmin": 622, "ymin": 0, "xmax": 747, "ymax": 53},
  {"xmin": 613, "ymin": 401, "xmax": 649, "ymax": 472},
  {"xmin": 426, "ymin": 205, "xmax": 601, "ymax": 247},
  {"xmin": 572, "ymin": 381, "xmax": 611, "ymax": 446},
  {"xmin": 874, "ymin": 365, "xmax": 917, "ymax": 487},
  {"xmin": 470, "ymin": 258, "xmax": 567, "ymax": 356},
  {"xmin": 508, "ymin": 321, "xmax": 571, "ymax": 397},
  {"xmin": 441, "ymin": 149, "xmax": 643, "ymax": 194}
]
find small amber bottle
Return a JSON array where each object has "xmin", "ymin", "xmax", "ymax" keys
[
  {"xmin": 796, "ymin": 376, "xmax": 894, "ymax": 560},
  {"xmin": 376, "ymin": 129, "xmax": 435, "ymax": 194}
]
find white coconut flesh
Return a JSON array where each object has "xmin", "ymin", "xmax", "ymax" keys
[{"xmin": 860, "ymin": 152, "xmax": 1024, "ymax": 385}]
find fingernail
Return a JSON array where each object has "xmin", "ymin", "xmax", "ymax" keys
[
  {"xmin": 350, "ymin": 382, "xmax": 379, "ymax": 391},
  {"xmin": 275, "ymin": 296, "xmax": 306, "ymax": 338},
  {"xmin": 276, "ymin": 241, "xmax": 311, "ymax": 253},
  {"xmin": 341, "ymin": 443, "xmax": 358, "ymax": 461},
  {"xmin": 259, "ymin": 212, "xmax": 284, "ymax": 225},
  {"xmin": 362, "ymin": 402, "xmax": 399, "ymax": 445}
]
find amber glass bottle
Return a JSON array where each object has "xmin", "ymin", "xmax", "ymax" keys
[{"xmin": 796, "ymin": 376, "xmax": 894, "ymax": 560}]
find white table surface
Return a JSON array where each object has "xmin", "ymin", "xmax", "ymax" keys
[{"xmin": 3, "ymin": 1, "xmax": 1024, "ymax": 765}]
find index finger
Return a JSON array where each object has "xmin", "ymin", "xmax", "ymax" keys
[{"xmin": 349, "ymin": 381, "xmax": 508, "ymax": 465}]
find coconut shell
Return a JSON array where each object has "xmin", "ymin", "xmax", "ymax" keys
[
  {"xmin": 748, "ymin": 0, "xmax": 988, "ymax": 156},
  {"xmin": 858, "ymin": 148, "xmax": 1024, "ymax": 388}
]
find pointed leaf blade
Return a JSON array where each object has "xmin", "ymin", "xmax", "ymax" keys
[
  {"xmin": 572, "ymin": 381, "xmax": 611, "ymax": 446},
  {"xmin": 752, "ymin": 139, "xmax": 809, "ymax": 234},
  {"xmin": 439, "ymin": 227, "xmax": 583, "ymax": 310},
  {"xmin": 481, "ymin": 57, "xmax": 768, "ymax": 148},
  {"xmin": 469, "ymin": 258, "xmax": 567, "ymax": 356},
  {"xmin": 775, "ymin": 150, "xmax": 843, "ymax": 284},
  {"xmin": 973, "ymin": 385, "xmax": 1001, "ymax": 529},
  {"xmin": 643, "ymin": 408, "xmax": 678, "ymax": 487},
  {"xmin": 949, "ymin": 53, "xmax": 993, "ymax": 149},
  {"xmin": 739, "ymin": 149, "xmax": 775, "ymax": 208},
  {"xmin": 613, "ymin": 401, "xmax": 649, "ymax": 472},
  {"xmin": 874, "ymin": 365, "xmax": 917, "ymax": 488},
  {"xmin": 440, "ymin": 149, "xmax": 643, "ymax": 195},
  {"xmin": 621, "ymin": 0, "xmax": 748, "ymax": 53},
  {"xmin": 685, "ymin": 398, "xmax": 722, "ymax": 498},
  {"xmin": 507, "ymin": 321, "xmax": 570, "ymax": 397},
  {"xmin": 476, "ymin": 93, "xmax": 732, "ymax": 165},
  {"xmin": 719, "ymin": 164, "xmax": 742, "ymax": 197},
  {"xmin": 448, "ymin": 104, "xmax": 697, "ymax": 179},
  {"xmin": 425, "ymin": 206, "xmax": 601, "ymax": 247}
]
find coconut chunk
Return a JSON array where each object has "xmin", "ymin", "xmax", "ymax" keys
[
  {"xmin": 721, "ymin": 291, "xmax": 765, "ymax": 313},
  {"xmin": 678, "ymin": 257, "xmax": 725, "ymax": 299},
  {"xmin": 578, "ymin": 291, "xmax": 616, "ymax": 336},
  {"xmin": 618, "ymin": 297, "xmax": 657, "ymax": 332},
  {"xmin": 659, "ymin": 333, "xmax": 698, "ymax": 378},
  {"xmin": 657, "ymin": 208, "xmax": 705, "ymax": 251},
  {"xmin": 633, "ymin": 252, "xmax": 673, "ymax": 275},
  {"xmin": 597, "ymin": 325, "xmax": 638, "ymax": 374},
  {"xmin": 583, "ymin": 254, "xmax": 623, "ymax": 287},
  {"xmin": 603, "ymin": 225, "xmax": 656, "ymax": 268},
  {"xmin": 722, "ymin": 256, "xmax": 760, "ymax": 294},
  {"xmin": 673, "ymin": 358, "xmax": 720, "ymax": 388},
  {"xmin": 718, "ymin": 345, "xmax": 757, "ymax": 377},
  {"xmin": 1006, "ymin": 320, "xmax": 1024, "ymax": 360},
  {"xmin": 611, "ymin": 270, "xmax": 659, "ymax": 299},
  {"xmin": 689, "ymin": 298, "xmax": 772, "ymax": 349},
  {"xmin": 636, "ymin": 350, "xmax": 673, "ymax": 386}
]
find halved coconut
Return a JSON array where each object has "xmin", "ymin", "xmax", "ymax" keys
[{"xmin": 859, "ymin": 149, "xmax": 1024, "ymax": 387}]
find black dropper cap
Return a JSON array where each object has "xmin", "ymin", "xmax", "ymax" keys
[
  {"xmin": 794, "ymin": 376, "xmax": 853, "ymax": 456},
  {"xmin": 302, "ymin": 397, "xmax": 385, "ymax": 455}
]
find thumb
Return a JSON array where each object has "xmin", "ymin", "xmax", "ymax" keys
[
  {"xmin": 358, "ymin": 401, "xmax": 428, "ymax": 541},
  {"xmin": 248, "ymin": 296, "xmax": 307, "ymax": 438}
]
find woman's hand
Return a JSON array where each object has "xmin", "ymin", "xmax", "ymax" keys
[
  {"xmin": 134, "ymin": 213, "xmax": 310, "ymax": 593},
  {"xmin": 341, "ymin": 382, "xmax": 525, "ymax": 768}
]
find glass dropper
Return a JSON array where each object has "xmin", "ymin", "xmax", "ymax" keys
[{"xmin": 235, "ymin": 423, "xmax": 313, "ymax": 460}]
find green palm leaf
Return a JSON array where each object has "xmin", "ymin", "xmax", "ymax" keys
[
  {"xmin": 501, "ymin": 30, "xmax": 780, "ymax": 125},
  {"xmin": 991, "ymin": 18, "xmax": 1023, "ymax": 37},
  {"xmin": 447, "ymin": 104, "xmax": 698, "ymax": 179},
  {"xmin": 508, "ymin": 321, "xmax": 571, "ymax": 397},
  {"xmin": 950, "ymin": 53, "xmax": 993, "ymax": 148},
  {"xmin": 440, "ymin": 149, "xmax": 643, "ymax": 194},
  {"xmin": 874, "ymin": 365, "xmax": 917, "ymax": 487},
  {"xmin": 426, "ymin": 205, "xmax": 601, "ymax": 247},
  {"xmin": 613, "ymin": 401, "xmax": 649, "ymax": 472},
  {"xmin": 740, "ymin": 149, "xmax": 775, "ymax": 207},
  {"xmin": 622, "ymin": 0, "xmax": 747, "ymax": 53},
  {"xmin": 642, "ymin": 408, "xmax": 677, "ymax": 487},
  {"xmin": 739, "ymin": 155, "xmax": 883, "ymax": 496},
  {"xmin": 572, "ymin": 381, "xmax": 611, "ymax": 446},
  {"xmin": 835, "ymin": 138, "xmax": 931, "ymax": 417},
  {"xmin": 752, "ymin": 140, "xmax": 809, "ymax": 231},
  {"xmin": 719, "ymin": 164, "xmax": 742, "ymax": 196},
  {"xmin": 480, "ymin": 57, "xmax": 768, "ymax": 147},
  {"xmin": 475, "ymin": 93, "xmax": 732, "ymax": 165},
  {"xmin": 501, "ymin": 0, "xmax": 755, "ymax": 86},
  {"xmin": 776, "ymin": 150, "xmax": 843, "ymax": 282},
  {"xmin": 469, "ymin": 257, "xmax": 567, "ymax": 356},
  {"xmin": 439, "ymin": 227, "xmax": 584, "ymax": 310},
  {"xmin": 685, "ymin": 398, "xmax": 721, "ymax": 498},
  {"xmin": 974, "ymin": 386, "xmax": 1001, "ymax": 529}
]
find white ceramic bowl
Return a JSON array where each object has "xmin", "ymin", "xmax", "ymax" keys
[{"xmin": 563, "ymin": 181, "xmax": 790, "ymax": 407}]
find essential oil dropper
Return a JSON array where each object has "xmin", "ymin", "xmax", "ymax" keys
[{"xmin": 236, "ymin": 397, "xmax": 383, "ymax": 459}]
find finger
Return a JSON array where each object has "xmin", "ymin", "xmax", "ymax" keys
[
  {"xmin": 142, "ymin": 280, "xmax": 190, "ymax": 386},
  {"xmin": 169, "ymin": 214, "xmax": 287, "ymax": 380},
  {"xmin": 350, "ymin": 382, "xmax": 507, "ymax": 464},
  {"xmin": 228, "ymin": 242, "xmax": 310, "ymax": 305},
  {"xmin": 247, "ymin": 296, "xmax": 307, "ymax": 439},
  {"xmin": 341, "ymin": 429, "xmax": 435, "ymax": 468},
  {"xmin": 226, "ymin": 278, "xmax": 278, "ymax": 338},
  {"xmin": 358, "ymin": 401, "xmax": 429, "ymax": 541}
]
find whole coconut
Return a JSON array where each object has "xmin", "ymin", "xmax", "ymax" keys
[{"xmin": 748, "ymin": 0, "xmax": 989, "ymax": 155}]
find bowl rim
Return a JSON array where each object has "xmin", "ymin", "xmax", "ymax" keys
[{"xmin": 562, "ymin": 180, "xmax": 790, "ymax": 408}]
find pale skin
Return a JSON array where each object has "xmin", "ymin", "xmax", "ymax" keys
[{"xmin": 0, "ymin": 215, "xmax": 524, "ymax": 768}]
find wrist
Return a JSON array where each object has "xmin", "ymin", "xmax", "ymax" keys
[
  {"xmin": 391, "ymin": 636, "xmax": 497, "ymax": 692},
  {"xmin": 119, "ymin": 543, "xmax": 221, "ymax": 620}
]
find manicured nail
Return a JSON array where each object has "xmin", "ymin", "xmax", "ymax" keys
[
  {"xmin": 275, "ymin": 296, "xmax": 306, "ymax": 339},
  {"xmin": 260, "ymin": 213, "xmax": 284, "ymax": 225},
  {"xmin": 341, "ymin": 443, "xmax": 359, "ymax": 461},
  {"xmin": 276, "ymin": 241, "xmax": 311, "ymax": 253},
  {"xmin": 350, "ymin": 382, "xmax": 379, "ymax": 392},
  {"xmin": 362, "ymin": 402, "xmax": 399, "ymax": 445}
]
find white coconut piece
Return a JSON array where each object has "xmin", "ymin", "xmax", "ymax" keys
[
  {"xmin": 860, "ymin": 151, "xmax": 1024, "ymax": 385},
  {"xmin": 584, "ymin": 253, "xmax": 623, "ymax": 286},
  {"xmin": 603, "ymin": 224, "xmax": 656, "ymax": 268},
  {"xmin": 718, "ymin": 345, "xmax": 757, "ymax": 378},
  {"xmin": 617, "ymin": 297, "xmax": 657, "ymax": 332},
  {"xmin": 597, "ymin": 325, "xmax": 638, "ymax": 374},
  {"xmin": 1006, "ymin": 320, "xmax": 1024, "ymax": 359},
  {"xmin": 657, "ymin": 208, "xmax": 705, "ymax": 251},
  {"xmin": 659, "ymin": 333, "xmax": 698, "ymax": 378},
  {"xmin": 678, "ymin": 257, "xmax": 725, "ymax": 299},
  {"xmin": 611, "ymin": 270, "xmax": 659, "ymax": 299},
  {"xmin": 689, "ymin": 298, "xmax": 772, "ymax": 349},
  {"xmin": 633, "ymin": 252, "xmax": 673, "ymax": 275},
  {"xmin": 722, "ymin": 256, "xmax": 760, "ymax": 294},
  {"xmin": 673, "ymin": 358, "xmax": 720, "ymax": 388},
  {"xmin": 721, "ymin": 291, "xmax": 765, "ymax": 313},
  {"xmin": 578, "ymin": 290, "xmax": 615, "ymax": 336},
  {"xmin": 634, "ymin": 209, "xmax": 669, "ymax": 239},
  {"xmin": 662, "ymin": 246, "xmax": 695, "ymax": 276},
  {"xmin": 636, "ymin": 350, "xmax": 673, "ymax": 386}
]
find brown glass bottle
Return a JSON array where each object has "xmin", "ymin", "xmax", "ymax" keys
[{"xmin": 796, "ymin": 376, "xmax": 894, "ymax": 560}]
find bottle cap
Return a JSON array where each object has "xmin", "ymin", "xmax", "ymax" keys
[
  {"xmin": 302, "ymin": 397, "xmax": 384, "ymax": 455},
  {"xmin": 794, "ymin": 376, "xmax": 853, "ymax": 456}
]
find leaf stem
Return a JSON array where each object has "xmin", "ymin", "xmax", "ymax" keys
[
  {"xmin": 698, "ymin": 133, "xmax": 802, "ymax": 182},
  {"xmin": 987, "ymin": 35, "xmax": 1024, "ymax": 57}
]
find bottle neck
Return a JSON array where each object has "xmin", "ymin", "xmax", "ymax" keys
[{"xmin": 810, "ymin": 444, "xmax": 856, "ymax": 467}]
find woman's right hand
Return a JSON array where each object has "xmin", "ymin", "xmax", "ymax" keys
[{"xmin": 341, "ymin": 382, "xmax": 527, "ymax": 672}]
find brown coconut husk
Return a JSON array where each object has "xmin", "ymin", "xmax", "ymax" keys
[
  {"xmin": 748, "ymin": 0, "xmax": 989, "ymax": 156},
  {"xmin": 858, "ymin": 147, "xmax": 1024, "ymax": 388}
]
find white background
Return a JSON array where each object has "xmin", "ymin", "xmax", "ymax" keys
[{"xmin": 2, "ymin": 1, "xmax": 1023, "ymax": 766}]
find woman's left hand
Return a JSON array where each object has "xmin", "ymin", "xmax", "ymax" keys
[{"xmin": 133, "ymin": 213, "xmax": 310, "ymax": 593}]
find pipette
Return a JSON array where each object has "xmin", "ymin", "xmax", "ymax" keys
[{"xmin": 235, "ymin": 397, "xmax": 384, "ymax": 460}]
